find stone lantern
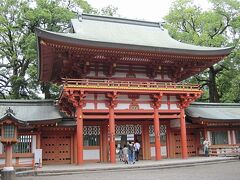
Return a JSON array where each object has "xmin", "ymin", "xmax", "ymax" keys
[{"xmin": 0, "ymin": 107, "xmax": 24, "ymax": 180}]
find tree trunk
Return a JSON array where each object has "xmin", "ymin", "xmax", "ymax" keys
[
  {"xmin": 41, "ymin": 82, "xmax": 51, "ymax": 99},
  {"xmin": 208, "ymin": 66, "xmax": 219, "ymax": 102}
]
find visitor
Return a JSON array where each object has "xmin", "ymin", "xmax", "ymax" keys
[
  {"xmin": 134, "ymin": 140, "xmax": 141, "ymax": 161},
  {"xmin": 119, "ymin": 147, "xmax": 123, "ymax": 162},
  {"xmin": 122, "ymin": 145, "xmax": 128, "ymax": 164},
  {"xmin": 128, "ymin": 141, "xmax": 135, "ymax": 164},
  {"xmin": 203, "ymin": 138, "xmax": 210, "ymax": 156}
]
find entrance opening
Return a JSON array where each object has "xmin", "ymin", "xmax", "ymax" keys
[{"xmin": 115, "ymin": 134, "xmax": 143, "ymax": 161}]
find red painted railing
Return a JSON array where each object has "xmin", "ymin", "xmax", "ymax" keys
[{"xmin": 62, "ymin": 78, "xmax": 201, "ymax": 91}]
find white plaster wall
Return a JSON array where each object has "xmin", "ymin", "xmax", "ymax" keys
[
  {"xmin": 83, "ymin": 149, "xmax": 100, "ymax": 160},
  {"xmin": 170, "ymin": 96, "xmax": 177, "ymax": 101},
  {"xmin": 31, "ymin": 135, "xmax": 36, "ymax": 153},
  {"xmin": 98, "ymin": 71, "xmax": 105, "ymax": 77},
  {"xmin": 138, "ymin": 104, "xmax": 152, "ymax": 110},
  {"xmin": 86, "ymin": 70, "xmax": 95, "ymax": 77},
  {"xmin": 161, "ymin": 96, "xmax": 168, "ymax": 101},
  {"xmin": 0, "ymin": 142, "xmax": 3, "ymax": 154},
  {"xmin": 156, "ymin": 74, "xmax": 163, "ymax": 80},
  {"xmin": 164, "ymin": 74, "xmax": 171, "ymax": 80},
  {"xmin": 112, "ymin": 72, "xmax": 126, "ymax": 78},
  {"xmin": 83, "ymin": 103, "xmax": 95, "ymax": 109},
  {"xmin": 150, "ymin": 146, "xmax": 167, "ymax": 157},
  {"xmin": 160, "ymin": 104, "xmax": 168, "ymax": 110},
  {"xmin": 139, "ymin": 95, "xmax": 150, "ymax": 101},
  {"xmin": 118, "ymin": 95, "xmax": 129, "ymax": 100},
  {"xmin": 19, "ymin": 158, "xmax": 33, "ymax": 164},
  {"xmin": 170, "ymin": 104, "xmax": 179, "ymax": 110},
  {"xmin": 115, "ymin": 104, "xmax": 129, "ymax": 110},
  {"xmin": 85, "ymin": 94, "xmax": 94, "ymax": 100},
  {"xmin": 97, "ymin": 103, "xmax": 108, "ymax": 109},
  {"xmin": 135, "ymin": 73, "xmax": 148, "ymax": 79},
  {"xmin": 0, "ymin": 159, "xmax": 4, "ymax": 165},
  {"xmin": 97, "ymin": 94, "xmax": 107, "ymax": 100}
]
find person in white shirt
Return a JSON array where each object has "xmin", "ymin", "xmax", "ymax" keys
[
  {"xmin": 203, "ymin": 138, "xmax": 210, "ymax": 156},
  {"xmin": 134, "ymin": 140, "xmax": 141, "ymax": 161}
]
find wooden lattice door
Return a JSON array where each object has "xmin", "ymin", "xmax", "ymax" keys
[{"xmin": 41, "ymin": 132, "xmax": 72, "ymax": 164}]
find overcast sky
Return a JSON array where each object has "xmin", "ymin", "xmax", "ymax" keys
[{"xmin": 87, "ymin": 0, "xmax": 209, "ymax": 22}]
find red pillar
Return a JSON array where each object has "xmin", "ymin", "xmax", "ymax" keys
[
  {"xmin": 154, "ymin": 107, "xmax": 161, "ymax": 160},
  {"xmin": 109, "ymin": 106, "xmax": 116, "ymax": 163},
  {"xmin": 180, "ymin": 108, "xmax": 188, "ymax": 159},
  {"xmin": 76, "ymin": 106, "xmax": 84, "ymax": 165},
  {"xmin": 5, "ymin": 144, "xmax": 13, "ymax": 167}
]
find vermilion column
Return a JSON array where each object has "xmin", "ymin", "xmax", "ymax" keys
[
  {"xmin": 180, "ymin": 108, "xmax": 188, "ymax": 159},
  {"xmin": 76, "ymin": 106, "xmax": 84, "ymax": 165},
  {"xmin": 5, "ymin": 144, "xmax": 13, "ymax": 167},
  {"xmin": 154, "ymin": 107, "xmax": 161, "ymax": 160},
  {"xmin": 109, "ymin": 106, "xmax": 116, "ymax": 163}
]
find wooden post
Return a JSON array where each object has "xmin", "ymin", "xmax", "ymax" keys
[
  {"xmin": 5, "ymin": 144, "xmax": 13, "ymax": 167},
  {"xmin": 154, "ymin": 107, "xmax": 161, "ymax": 160},
  {"xmin": 109, "ymin": 106, "xmax": 116, "ymax": 163},
  {"xmin": 180, "ymin": 108, "xmax": 188, "ymax": 159},
  {"xmin": 76, "ymin": 106, "xmax": 84, "ymax": 165}
]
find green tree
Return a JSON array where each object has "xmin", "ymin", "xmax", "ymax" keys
[
  {"xmin": 164, "ymin": 0, "xmax": 240, "ymax": 102},
  {"xmin": 0, "ymin": 0, "xmax": 107, "ymax": 99}
]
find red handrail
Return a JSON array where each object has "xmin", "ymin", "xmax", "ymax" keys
[{"xmin": 62, "ymin": 78, "xmax": 200, "ymax": 90}]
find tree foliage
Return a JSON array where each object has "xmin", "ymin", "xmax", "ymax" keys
[
  {"xmin": 0, "ymin": 0, "xmax": 117, "ymax": 99},
  {"xmin": 164, "ymin": 0, "xmax": 240, "ymax": 102}
]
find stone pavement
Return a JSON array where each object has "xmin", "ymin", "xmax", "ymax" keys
[{"xmin": 16, "ymin": 156, "xmax": 239, "ymax": 177}]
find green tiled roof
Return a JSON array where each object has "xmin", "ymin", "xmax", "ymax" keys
[
  {"xmin": 186, "ymin": 102, "xmax": 240, "ymax": 121},
  {"xmin": 36, "ymin": 14, "xmax": 233, "ymax": 56},
  {"xmin": 0, "ymin": 100, "xmax": 62, "ymax": 122}
]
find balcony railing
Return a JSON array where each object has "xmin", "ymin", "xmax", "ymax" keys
[{"xmin": 62, "ymin": 78, "xmax": 201, "ymax": 92}]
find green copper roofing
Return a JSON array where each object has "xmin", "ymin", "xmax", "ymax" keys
[
  {"xmin": 0, "ymin": 100, "xmax": 63, "ymax": 122},
  {"xmin": 36, "ymin": 14, "xmax": 233, "ymax": 56},
  {"xmin": 186, "ymin": 102, "xmax": 240, "ymax": 121}
]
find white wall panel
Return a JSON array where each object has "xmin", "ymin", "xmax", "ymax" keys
[
  {"xmin": 83, "ymin": 149, "xmax": 100, "ymax": 160},
  {"xmin": 139, "ymin": 104, "xmax": 152, "ymax": 110},
  {"xmin": 164, "ymin": 74, "xmax": 171, "ymax": 80},
  {"xmin": 98, "ymin": 71, "xmax": 105, "ymax": 77},
  {"xmin": 116, "ymin": 104, "xmax": 129, "ymax": 110},
  {"xmin": 118, "ymin": 95, "xmax": 129, "ymax": 100},
  {"xmin": 112, "ymin": 72, "xmax": 126, "ymax": 77},
  {"xmin": 31, "ymin": 135, "xmax": 36, "ymax": 153},
  {"xmin": 97, "ymin": 103, "xmax": 108, "ymax": 109},
  {"xmin": 139, "ymin": 95, "xmax": 150, "ymax": 101},
  {"xmin": 97, "ymin": 94, "xmax": 106, "ymax": 100},
  {"xmin": 170, "ymin": 96, "xmax": 177, "ymax": 101},
  {"xmin": 84, "ymin": 103, "xmax": 95, "ymax": 109},
  {"xmin": 86, "ymin": 70, "xmax": 95, "ymax": 77},
  {"xmin": 85, "ymin": 94, "xmax": 94, "ymax": 100},
  {"xmin": 161, "ymin": 96, "xmax": 168, "ymax": 101},
  {"xmin": 170, "ymin": 104, "xmax": 179, "ymax": 110},
  {"xmin": 0, "ymin": 142, "xmax": 3, "ymax": 154},
  {"xmin": 135, "ymin": 73, "xmax": 148, "ymax": 79},
  {"xmin": 160, "ymin": 104, "xmax": 168, "ymax": 110}
]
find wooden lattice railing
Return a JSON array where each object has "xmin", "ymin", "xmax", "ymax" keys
[{"xmin": 62, "ymin": 78, "xmax": 201, "ymax": 92}]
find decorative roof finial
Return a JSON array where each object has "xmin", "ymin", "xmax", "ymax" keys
[{"xmin": 5, "ymin": 107, "xmax": 15, "ymax": 116}]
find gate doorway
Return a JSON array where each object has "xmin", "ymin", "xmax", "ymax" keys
[{"xmin": 115, "ymin": 124, "xmax": 143, "ymax": 161}]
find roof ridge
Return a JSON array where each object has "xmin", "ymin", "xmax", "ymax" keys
[{"xmin": 81, "ymin": 13, "xmax": 163, "ymax": 28}]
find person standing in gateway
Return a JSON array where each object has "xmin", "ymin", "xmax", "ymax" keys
[{"xmin": 134, "ymin": 140, "xmax": 141, "ymax": 161}]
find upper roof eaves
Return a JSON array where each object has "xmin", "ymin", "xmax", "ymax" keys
[{"xmin": 36, "ymin": 13, "xmax": 233, "ymax": 56}]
